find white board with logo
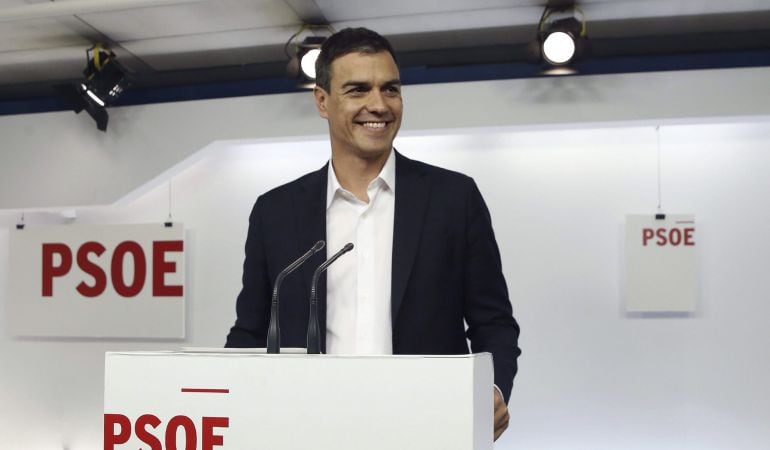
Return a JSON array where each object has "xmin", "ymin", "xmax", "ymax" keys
[
  {"xmin": 7, "ymin": 223, "xmax": 185, "ymax": 338},
  {"xmin": 625, "ymin": 214, "xmax": 697, "ymax": 313}
]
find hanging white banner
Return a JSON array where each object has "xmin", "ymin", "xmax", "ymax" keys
[
  {"xmin": 625, "ymin": 214, "xmax": 697, "ymax": 313},
  {"xmin": 7, "ymin": 223, "xmax": 185, "ymax": 338}
]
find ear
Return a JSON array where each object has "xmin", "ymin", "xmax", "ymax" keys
[{"xmin": 314, "ymin": 86, "xmax": 329, "ymax": 119}]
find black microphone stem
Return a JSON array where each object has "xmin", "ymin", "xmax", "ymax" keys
[
  {"xmin": 267, "ymin": 240, "xmax": 325, "ymax": 354},
  {"xmin": 307, "ymin": 242, "xmax": 354, "ymax": 354}
]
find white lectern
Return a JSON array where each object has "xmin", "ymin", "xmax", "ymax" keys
[{"xmin": 104, "ymin": 350, "xmax": 493, "ymax": 450}]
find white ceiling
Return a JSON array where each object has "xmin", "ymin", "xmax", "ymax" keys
[{"xmin": 1, "ymin": 0, "xmax": 769, "ymax": 90}]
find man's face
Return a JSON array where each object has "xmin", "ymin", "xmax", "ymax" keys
[{"xmin": 314, "ymin": 51, "xmax": 403, "ymax": 161}]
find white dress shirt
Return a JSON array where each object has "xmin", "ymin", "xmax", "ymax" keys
[{"xmin": 325, "ymin": 150, "xmax": 395, "ymax": 355}]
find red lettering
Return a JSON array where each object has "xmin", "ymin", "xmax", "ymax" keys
[
  {"xmin": 104, "ymin": 414, "xmax": 228, "ymax": 449},
  {"xmin": 165, "ymin": 415, "xmax": 197, "ymax": 450},
  {"xmin": 202, "ymin": 417, "xmax": 229, "ymax": 450},
  {"xmin": 642, "ymin": 228, "xmax": 654, "ymax": 246},
  {"xmin": 153, "ymin": 240, "xmax": 184, "ymax": 296},
  {"xmin": 76, "ymin": 242, "xmax": 107, "ymax": 297},
  {"xmin": 135, "ymin": 414, "xmax": 162, "ymax": 450},
  {"xmin": 669, "ymin": 228, "xmax": 682, "ymax": 246},
  {"xmin": 684, "ymin": 228, "xmax": 695, "ymax": 246},
  {"xmin": 644, "ymin": 227, "xmax": 698, "ymax": 247},
  {"xmin": 103, "ymin": 413, "xmax": 131, "ymax": 449},
  {"xmin": 111, "ymin": 241, "xmax": 146, "ymax": 297},
  {"xmin": 42, "ymin": 243, "xmax": 72, "ymax": 296},
  {"xmin": 43, "ymin": 239, "xmax": 185, "ymax": 298}
]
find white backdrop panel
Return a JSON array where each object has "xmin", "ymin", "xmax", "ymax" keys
[{"xmin": 1, "ymin": 122, "xmax": 769, "ymax": 449}]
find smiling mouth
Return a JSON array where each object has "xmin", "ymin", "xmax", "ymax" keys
[{"xmin": 357, "ymin": 121, "xmax": 389, "ymax": 130}]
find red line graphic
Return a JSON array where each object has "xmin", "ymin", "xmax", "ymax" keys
[{"xmin": 181, "ymin": 388, "xmax": 230, "ymax": 394}]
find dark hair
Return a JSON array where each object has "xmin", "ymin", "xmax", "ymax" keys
[{"xmin": 315, "ymin": 27, "xmax": 398, "ymax": 92}]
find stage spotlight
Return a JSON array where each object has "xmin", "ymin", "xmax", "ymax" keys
[
  {"xmin": 537, "ymin": 5, "xmax": 587, "ymax": 74},
  {"xmin": 285, "ymin": 26, "xmax": 333, "ymax": 88},
  {"xmin": 299, "ymin": 39, "xmax": 325, "ymax": 80},
  {"xmin": 543, "ymin": 31, "xmax": 576, "ymax": 65},
  {"xmin": 55, "ymin": 44, "xmax": 130, "ymax": 131}
]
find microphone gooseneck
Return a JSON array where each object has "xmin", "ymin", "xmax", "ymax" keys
[
  {"xmin": 307, "ymin": 242, "xmax": 354, "ymax": 354},
  {"xmin": 267, "ymin": 240, "xmax": 325, "ymax": 354}
]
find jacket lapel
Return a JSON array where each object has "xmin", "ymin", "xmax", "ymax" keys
[
  {"xmin": 294, "ymin": 164, "xmax": 329, "ymax": 350},
  {"xmin": 391, "ymin": 151, "xmax": 431, "ymax": 323}
]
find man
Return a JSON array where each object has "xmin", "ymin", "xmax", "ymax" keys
[{"xmin": 226, "ymin": 27, "xmax": 520, "ymax": 441}]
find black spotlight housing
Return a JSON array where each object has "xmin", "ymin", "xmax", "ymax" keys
[
  {"xmin": 297, "ymin": 36, "xmax": 326, "ymax": 84},
  {"xmin": 55, "ymin": 45, "xmax": 130, "ymax": 131},
  {"xmin": 285, "ymin": 25, "xmax": 333, "ymax": 88},
  {"xmin": 536, "ymin": 5, "xmax": 589, "ymax": 74},
  {"xmin": 286, "ymin": 36, "xmax": 326, "ymax": 88}
]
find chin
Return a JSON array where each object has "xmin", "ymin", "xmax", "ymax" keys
[
  {"xmin": 359, "ymin": 147, "xmax": 392, "ymax": 159},
  {"xmin": 351, "ymin": 140, "xmax": 389, "ymax": 154}
]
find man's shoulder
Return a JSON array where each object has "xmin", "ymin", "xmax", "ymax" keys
[
  {"xmin": 256, "ymin": 164, "xmax": 326, "ymax": 205},
  {"xmin": 398, "ymin": 152, "xmax": 475, "ymax": 188}
]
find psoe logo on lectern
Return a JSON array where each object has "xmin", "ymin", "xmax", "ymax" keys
[{"xmin": 104, "ymin": 413, "xmax": 229, "ymax": 450}]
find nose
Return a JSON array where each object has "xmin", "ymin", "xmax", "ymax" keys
[{"xmin": 366, "ymin": 90, "xmax": 387, "ymax": 114}]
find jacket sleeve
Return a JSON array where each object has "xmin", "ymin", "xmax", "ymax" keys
[
  {"xmin": 225, "ymin": 197, "xmax": 272, "ymax": 348},
  {"xmin": 462, "ymin": 179, "xmax": 521, "ymax": 403}
]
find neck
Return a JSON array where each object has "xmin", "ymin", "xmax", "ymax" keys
[{"xmin": 331, "ymin": 148, "xmax": 391, "ymax": 203}]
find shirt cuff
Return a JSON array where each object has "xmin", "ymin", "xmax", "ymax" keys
[{"xmin": 493, "ymin": 384, "xmax": 504, "ymax": 401}]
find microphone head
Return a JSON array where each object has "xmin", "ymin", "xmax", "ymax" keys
[
  {"xmin": 343, "ymin": 242, "xmax": 354, "ymax": 252},
  {"xmin": 312, "ymin": 240, "xmax": 326, "ymax": 252}
]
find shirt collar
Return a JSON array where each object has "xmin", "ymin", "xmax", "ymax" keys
[{"xmin": 326, "ymin": 149, "xmax": 396, "ymax": 210}]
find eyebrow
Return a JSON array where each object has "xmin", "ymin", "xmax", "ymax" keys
[
  {"xmin": 382, "ymin": 79, "xmax": 402, "ymax": 88},
  {"xmin": 341, "ymin": 81, "xmax": 369, "ymax": 89},
  {"xmin": 340, "ymin": 78, "xmax": 402, "ymax": 89}
]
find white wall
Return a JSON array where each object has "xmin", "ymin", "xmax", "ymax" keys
[
  {"xmin": 0, "ymin": 66, "xmax": 768, "ymax": 209},
  {"xmin": 1, "ymin": 68, "xmax": 770, "ymax": 449}
]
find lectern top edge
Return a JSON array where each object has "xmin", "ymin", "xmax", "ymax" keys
[{"xmin": 105, "ymin": 349, "xmax": 492, "ymax": 361}]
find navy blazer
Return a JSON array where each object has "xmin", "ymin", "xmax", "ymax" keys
[{"xmin": 226, "ymin": 151, "xmax": 521, "ymax": 401}]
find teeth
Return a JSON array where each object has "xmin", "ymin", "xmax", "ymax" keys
[{"xmin": 362, "ymin": 122, "xmax": 386, "ymax": 129}]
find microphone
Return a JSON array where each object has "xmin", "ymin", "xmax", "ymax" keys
[
  {"xmin": 267, "ymin": 240, "xmax": 325, "ymax": 354},
  {"xmin": 307, "ymin": 242, "xmax": 354, "ymax": 354}
]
